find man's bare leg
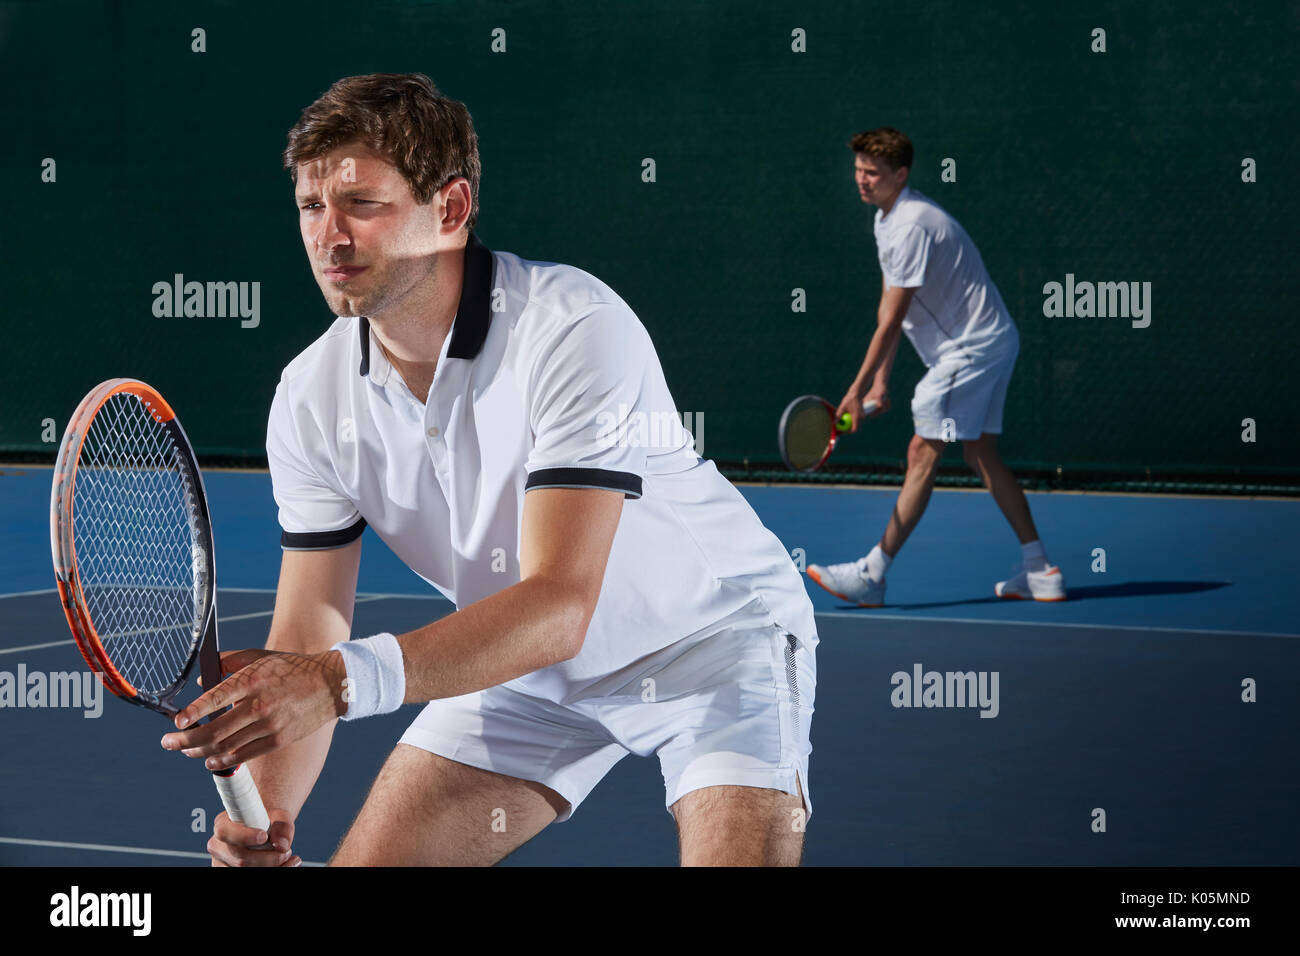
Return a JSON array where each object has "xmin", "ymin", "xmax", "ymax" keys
[
  {"xmin": 672, "ymin": 783, "xmax": 806, "ymax": 866},
  {"xmin": 879, "ymin": 434, "xmax": 946, "ymax": 557},
  {"xmin": 962, "ymin": 433, "xmax": 1039, "ymax": 544},
  {"xmin": 331, "ymin": 744, "xmax": 568, "ymax": 866}
]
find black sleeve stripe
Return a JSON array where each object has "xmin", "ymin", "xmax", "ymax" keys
[
  {"xmin": 281, "ymin": 517, "xmax": 367, "ymax": 550},
  {"xmin": 525, "ymin": 467, "xmax": 643, "ymax": 499}
]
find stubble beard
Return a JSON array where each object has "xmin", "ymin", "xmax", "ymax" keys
[{"xmin": 321, "ymin": 253, "xmax": 438, "ymax": 321}]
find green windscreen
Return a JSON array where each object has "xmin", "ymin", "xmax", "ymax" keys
[{"xmin": 4, "ymin": 1, "xmax": 1295, "ymax": 492}]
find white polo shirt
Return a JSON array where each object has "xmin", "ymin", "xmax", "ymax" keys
[
  {"xmin": 873, "ymin": 185, "xmax": 1018, "ymax": 367},
  {"xmin": 267, "ymin": 232, "xmax": 816, "ymax": 703}
]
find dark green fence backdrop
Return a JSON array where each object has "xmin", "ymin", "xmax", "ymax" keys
[{"xmin": 5, "ymin": 0, "xmax": 1297, "ymax": 489}]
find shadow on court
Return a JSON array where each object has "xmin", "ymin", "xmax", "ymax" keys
[{"xmin": 847, "ymin": 580, "xmax": 1234, "ymax": 612}]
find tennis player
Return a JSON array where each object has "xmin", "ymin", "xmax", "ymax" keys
[
  {"xmin": 161, "ymin": 73, "xmax": 817, "ymax": 866},
  {"xmin": 806, "ymin": 128, "xmax": 1066, "ymax": 607}
]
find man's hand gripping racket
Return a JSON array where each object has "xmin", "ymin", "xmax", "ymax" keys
[
  {"xmin": 778, "ymin": 393, "xmax": 887, "ymax": 473},
  {"xmin": 836, "ymin": 390, "xmax": 888, "ymax": 433},
  {"xmin": 50, "ymin": 378, "xmax": 298, "ymax": 865}
]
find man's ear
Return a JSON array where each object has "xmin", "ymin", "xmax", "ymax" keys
[{"xmin": 438, "ymin": 177, "xmax": 473, "ymax": 232}]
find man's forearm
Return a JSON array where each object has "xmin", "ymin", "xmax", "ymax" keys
[
  {"xmin": 850, "ymin": 314, "xmax": 905, "ymax": 393},
  {"xmin": 873, "ymin": 332, "xmax": 902, "ymax": 389},
  {"xmin": 245, "ymin": 721, "xmax": 337, "ymax": 820},
  {"xmin": 246, "ymin": 629, "xmax": 345, "ymax": 818},
  {"xmin": 396, "ymin": 574, "xmax": 588, "ymax": 704},
  {"xmin": 216, "ymin": 577, "xmax": 581, "ymax": 817}
]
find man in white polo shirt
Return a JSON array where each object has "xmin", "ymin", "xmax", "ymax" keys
[
  {"xmin": 160, "ymin": 73, "xmax": 817, "ymax": 867},
  {"xmin": 807, "ymin": 128, "xmax": 1066, "ymax": 607}
]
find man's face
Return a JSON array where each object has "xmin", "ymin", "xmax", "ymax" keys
[
  {"xmin": 294, "ymin": 143, "xmax": 442, "ymax": 319},
  {"xmin": 854, "ymin": 153, "xmax": 907, "ymax": 205}
]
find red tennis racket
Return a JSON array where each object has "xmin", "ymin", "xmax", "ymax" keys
[
  {"xmin": 50, "ymin": 378, "xmax": 270, "ymax": 833},
  {"xmin": 777, "ymin": 395, "xmax": 879, "ymax": 473}
]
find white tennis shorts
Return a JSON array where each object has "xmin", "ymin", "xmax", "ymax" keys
[
  {"xmin": 912, "ymin": 343, "xmax": 1019, "ymax": 441},
  {"xmin": 398, "ymin": 597, "xmax": 816, "ymax": 822}
]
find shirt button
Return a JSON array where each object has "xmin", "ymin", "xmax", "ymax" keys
[{"xmin": 427, "ymin": 426, "xmax": 440, "ymax": 438}]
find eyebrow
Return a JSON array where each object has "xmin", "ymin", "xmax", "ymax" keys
[{"xmin": 294, "ymin": 186, "xmax": 377, "ymax": 203}]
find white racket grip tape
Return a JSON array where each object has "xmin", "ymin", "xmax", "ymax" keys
[
  {"xmin": 213, "ymin": 764, "xmax": 271, "ymax": 833},
  {"xmin": 861, "ymin": 399, "xmax": 880, "ymax": 415}
]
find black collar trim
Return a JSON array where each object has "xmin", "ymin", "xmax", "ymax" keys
[{"xmin": 358, "ymin": 230, "xmax": 494, "ymax": 377}]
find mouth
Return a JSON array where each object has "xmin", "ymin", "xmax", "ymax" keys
[{"xmin": 323, "ymin": 265, "xmax": 368, "ymax": 281}]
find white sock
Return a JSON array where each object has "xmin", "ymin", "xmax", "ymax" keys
[
  {"xmin": 1021, "ymin": 540, "xmax": 1048, "ymax": 572},
  {"xmin": 860, "ymin": 545, "xmax": 892, "ymax": 583}
]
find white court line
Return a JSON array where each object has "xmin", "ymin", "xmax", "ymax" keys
[
  {"xmin": 0, "ymin": 593, "xmax": 429, "ymax": 656},
  {"xmin": 0, "ymin": 609, "xmax": 298, "ymax": 656},
  {"xmin": 355, "ymin": 591, "xmax": 448, "ymax": 601},
  {"xmin": 200, "ymin": 587, "xmax": 447, "ymax": 601},
  {"xmin": 4, "ymin": 589, "xmax": 1290, "ymax": 652},
  {"xmin": 0, "ymin": 836, "xmax": 323, "ymax": 866},
  {"xmin": 0, "ymin": 639, "xmax": 79, "ymax": 656},
  {"xmin": 812, "ymin": 609, "xmax": 1299, "ymax": 638}
]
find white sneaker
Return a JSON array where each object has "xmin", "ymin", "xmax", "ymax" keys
[
  {"xmin": 807, "ymin": 559, "xmax": 885, "ymax": 607},
  {"xmin": 995, "ymin": 564, "xmax": 1067, "ymax": 602}
]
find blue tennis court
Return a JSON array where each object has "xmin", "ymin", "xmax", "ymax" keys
[{"xmin": 2, "ymin": 465, "xmax": 1296, "ymax": 866}]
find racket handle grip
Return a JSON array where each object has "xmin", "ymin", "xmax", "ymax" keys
[{"xmin": 213, "ymin": 764, "xmax": 272, "ymax": 832}]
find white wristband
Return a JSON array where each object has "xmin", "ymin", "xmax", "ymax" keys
[{"xmin": 331, "ymin": 633, "xmax": 406, "ymax": 721}]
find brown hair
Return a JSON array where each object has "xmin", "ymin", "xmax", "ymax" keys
[
  {"xmin": 848, "ymin": 127, "xmax": 913, "ymax": 172},
  {"xmin": 284, "ymin": 73, "xmax": 481, "ymax": 230}
]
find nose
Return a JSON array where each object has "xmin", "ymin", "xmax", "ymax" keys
[{"xmin": 311, "ymin": 204, "xmax": 350, "ymax": 253}]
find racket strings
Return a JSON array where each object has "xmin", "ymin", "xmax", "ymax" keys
[
  {"xmin": 73, "ymin": 393, "xmax": 205, "ymax": 695},
  {"xmin": 783, "ymin": 402, "xmax": 835, "ymax": 471}
]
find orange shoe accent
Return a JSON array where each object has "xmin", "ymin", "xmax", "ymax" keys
[
  {"xmin": 806, "ymin": 568, "xmax": 882, "ymax": 608},
  {"xmin": 806, "ymin": 567, "xmax": 840, "ymax": 598}
]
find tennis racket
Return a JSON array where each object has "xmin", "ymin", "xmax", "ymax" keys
[
  {"xmin": 50, "ymin": 378, "xmax": 270, "ymax": 833},
  {"xmin": 777, "ymin": 395, "xmax": 880, "ymax": 473}
]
